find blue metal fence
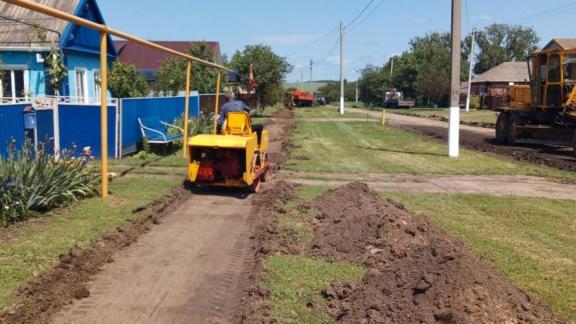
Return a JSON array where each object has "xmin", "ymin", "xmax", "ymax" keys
[
  {"xmin": 1, "ymin": 95, "xmax": 200, "ymax": 159},
  {"xmin": 120, "ymin": 95, "xmax": 200, "ymax": 155},
  {"xmin": 0, "ymin": 104, "xmax": 27, "ymax": 157},
  {"xmin": 58, "ymin": 104, "xmax": 117, "ymax": 158},
  {"xmin": 36, "ymin": 109, "xmax": 55, "ymax": 153}
]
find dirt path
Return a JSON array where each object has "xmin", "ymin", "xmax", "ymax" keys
[
  {"xmin": 282, "ymin": 171, "xmax": 576, "ymax": 199},
  {"xmin": 348, "ymin": 108, "xmax": 576, "ymax": 172},
  {"xmin": 50, "ymin": 110, "xmax": 294, "ymax": 324}
]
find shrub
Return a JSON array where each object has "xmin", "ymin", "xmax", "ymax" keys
[{"xmin": 0, "ymin": 140, "xmax": 96, "ymax": 227}]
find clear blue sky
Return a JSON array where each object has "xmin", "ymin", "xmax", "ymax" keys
[{"xmin": 98, "ymin": 0, "xmax": 576, "ymax": 82}]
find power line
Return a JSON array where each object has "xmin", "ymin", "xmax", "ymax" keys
[
  {"xmin": 283, "ymin": 27, "xmax": 339, "ymax": 58},
  {"xmin": 345, "ymin": 0, "xmax": 376, "ymax": 29},
  {"xmin": 347, "ymin": 0, "xmax": 385, "ymax": 34},
  {"xmin": 511, "ymin": 1, "xmax": 576, "ymax": 23},
  {"xmin": 314, "ymin": 37, "xmax": 340, "ymax": 66}
]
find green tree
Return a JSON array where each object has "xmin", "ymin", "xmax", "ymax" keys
[
  {"xmin": 358, "ymin": 65, "xmax": 390, "ymax": 106},
  {"xmin": 318, "ymin": 81, "xmax": 356, "ymax": 103},
  {"xmin": 231, "ymin": 44, "xmax": 292, "ymax": 107},
  {"xmin": 107, "ymin": 61, "xmax": 148, "ymax": 98},
  {"xmin": 155, "ymin": 42, "xmax": 221, "ymax": 96},
  {"xmin": 474, "ymin": 24, "xmax": 540, "ymax": 74}
]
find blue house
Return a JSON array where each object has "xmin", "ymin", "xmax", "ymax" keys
[{"xmin": 0, "ymin": 0, "xmax": 117, "ymax": 103}]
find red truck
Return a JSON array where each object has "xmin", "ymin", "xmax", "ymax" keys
[{"xmin": 284, "ymin": 90, "xmax": 315, "ymax": 108}]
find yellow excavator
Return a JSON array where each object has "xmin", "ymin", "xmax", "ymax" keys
[
  {"xmin": 186, "ymin": 112, "xmax": 270, "ymax": 192},
  {"xmin": 496, "ymin": 42, "xmax": 576, "ymax": 155}
]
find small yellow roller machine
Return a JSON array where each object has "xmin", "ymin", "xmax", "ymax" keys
[{"xmin": 187, "ymin": 112, "xmax": 270, "ymax": 192}]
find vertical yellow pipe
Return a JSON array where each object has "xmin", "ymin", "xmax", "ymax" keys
[
  {"xmin": 183, "ymin": 60, "xmax": 191, "ymax": 157},
  {"xmin": 213, "ymin": 70, "xmax": 222, "ymax": 135},
  {"xmin": 100, "ymin": 32, "xmax": 108, "ymax": 198},
  {"xmin": 381, "ymin": 109, "xmax": 386, "ymax": 126}
]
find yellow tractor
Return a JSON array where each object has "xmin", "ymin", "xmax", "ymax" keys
[
  {"xmin": 186, "ymin": 112, "xmax": 270, "ymax": 192},
  {"xmin": 496, "ymin": 42, "xmax": 576, "ymax": 155}
]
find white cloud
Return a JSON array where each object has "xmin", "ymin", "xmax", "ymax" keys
[
  {"xmin": 326, "ymin": 55, "xmax": 352, "ymax": 65},
  {"xmin": 252, "ymin": 34, "xmax": 321, "ymax": 45},
  {"xmin": 473, "ymin": 14, "xmax": 493, "ymax": 21},
  {"xmin": 401, "ymin": 16, "xmax": 434, "ymax": 25}
]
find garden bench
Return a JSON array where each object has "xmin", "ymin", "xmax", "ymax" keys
[{"xmin": 138, "ymin": 117, "xmax": 183, "ymax": 144}]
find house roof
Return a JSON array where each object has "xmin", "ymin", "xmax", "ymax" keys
[
  {"xmin": 0, "ymin": 0, "xmax": 80, "ymax": 49},
  {"xmin": 472, "ymin": 62, "xmax": 529, "ymax": 84},
  {"xmin": 114, "ymin": 40, "xmax": 221, "ymax": 71},
  {"xmin": 541, "ymin": 38, "xmax": 576, "ymax": 51}
]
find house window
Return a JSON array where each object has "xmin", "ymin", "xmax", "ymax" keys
[
  {"xmin": 0, "ymin": 70, "xmax": 25, "ymax": 102},
  {"xmin": 75, "ymin": 68, "xmax": 88, "ymax": 103},
  {"xmin": 94, "ymin": 70, "xmax": 102, "ymax": 103}
]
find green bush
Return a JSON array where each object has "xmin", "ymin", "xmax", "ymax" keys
[
  {"xmin": 168, "ymin": 113, "xmax": 215, "ymax": 141},
  {"xmin": 0, "ymin": 140, "xmax": 96, "ymax": 227}
]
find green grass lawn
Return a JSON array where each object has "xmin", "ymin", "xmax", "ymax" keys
[
  {"xmin": 294, "ymin": 105, "xmax": 374, "ymax": 119},
  {"xmin": 0, "ymin": 176, "xmax": 181, "ymax": 309},
  {"xmin": 391, "ymin": 108, "xmax": 497, "ymax": 124},
  {"xmin": 381, "ymin": 192, "xmax": 576, "ymax": 321},
  {"xmin": 288, "ymin": 121, "xmax": 575, "ymax": 180},
  {"xmin": 265, "ymin": 255, "xmax": 365, "ymax": 324}
]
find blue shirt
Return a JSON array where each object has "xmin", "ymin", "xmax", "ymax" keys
[{"xmin": 218, "ymin": 100, "xmax": 251, "ymax": 125}]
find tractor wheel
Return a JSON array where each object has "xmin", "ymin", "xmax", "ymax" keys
[
  {"xmin": 572, "ymin": 132, "xmax": 576, "ymax": 158},
  {"xmin": 262, "ymin": 154, "xmax": 271, "ymax": 182},
  {"xmin": 495, "ymin": 112, "xmax": 509, "ymax": 145},
  {"xmin": 506, "ymin": 113, "xmax": 523, "ymax": 146},
  {"xmin": 250, "ymin": 176, "xmax": 262, "ymax": 193}
]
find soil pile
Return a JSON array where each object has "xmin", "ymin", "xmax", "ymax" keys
[{"xmin": 312, "ymin": 183, "xmax": 564, "ymax": 323}]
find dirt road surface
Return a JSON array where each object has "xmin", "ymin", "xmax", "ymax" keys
[
  {"xmin": 50, "ymin": 111, "xmax": 294, "ymax": 324},
  {"xmin": 349, "ymin": 108, "xmax": 576, "ymax": 172},
  {"xmin": 283, "ymin": 171, "xmax": 576, "ymax": 199}
]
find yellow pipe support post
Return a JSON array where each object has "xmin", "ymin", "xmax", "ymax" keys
[
  {"xmin": 381, "ymin": 109, "xmax": 386, "ymax": 126},
  {"xmin": 213, "ymin": 70, "xmax": 222, "ymax": 135},
  {"xmin": 100, "ymin": 32, "xmax": 109, "ymax": 198},
  {"xmin": 183, "ymin": 60, "xmax": 191, "ymax": 157}
]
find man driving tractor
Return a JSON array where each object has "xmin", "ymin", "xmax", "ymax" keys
[{"xmin": 217, "ymin": 90, "xmax": 263, "ymax": 142}]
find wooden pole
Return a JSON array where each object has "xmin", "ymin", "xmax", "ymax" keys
[
  {"xmin": 183, "ymin": 60, "xmax": 191, "ymax": 157},
  {"xmin": 100, "ymin": 32, "xmax": 108, "ymax": 198},
  {"xmin": 213, "ymin": 70, "xmax": 222, "ymax": 135}
]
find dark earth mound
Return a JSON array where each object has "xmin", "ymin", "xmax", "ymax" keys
[{"xmin": 313, "ymin": 183, "xmax": 564, "ymax": 323}]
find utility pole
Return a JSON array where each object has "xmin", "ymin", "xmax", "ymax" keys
[
  {"xmin": 339, "ymin": 21, "xmax": 345, "ymax": 115},
  {"xmin": 390, "ymin": 57, "xmax": 394, "ymax": 75},
  {"xmin": 300, "ymin": 69, "xmax": 304, "ymax": 91},
  {"xmin": 355, "ymin": 81, "xmax": 359, "ymax": 103},
  {"xmin": 449, "ymin": 0, "xmax": 461, "ymax": 158},
  {"xmin": 310, "ymin": 58, "xmax": 313, "ymax": 88},
  {"xmin": 465, "ymin": 28, "xmax": 476, "ymax": 113}
]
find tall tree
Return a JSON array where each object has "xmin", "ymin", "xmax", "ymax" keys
[
  {"xmin": 155, "ymin": 42, "xmax": 221, "ymax": 96},
  {"xmin": 358, "ymin": 65, "xmax": 390, "ymax": 106},
  {"xmin": 107, "ymin": 61, "xmax": 148, "ymax": 98},
  {"xmin": 231, "ymin": 45, "xmax": 292, "ymax": 107},
  {"xmin": 474, "ymin": 24, "xmax": 540, "ymax": 74}
]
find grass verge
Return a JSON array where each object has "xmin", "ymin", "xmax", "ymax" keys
[
  {"xmin": 288, "ymin": 121, "xmax": 576, "ymax": 180},
  {"xmin": 0, "ymin": 176, "xmax": 181, "ymax": 309},
  {"xmin": 381, "ymin": 191, "xmax": 576, "ymax": 321},
  {"xmin": 294, "ymin": 105, "xmax": 372, "ymax": 119},
  {"xmin": 265, "ymin": 255, "xmax": 365, "ymax": 324},
  {"xmin": 391, "ymin": 108, "xmax": 497, "ymax": 124}
]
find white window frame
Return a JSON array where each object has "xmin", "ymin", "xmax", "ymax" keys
[
  {"xmin": 75, "ymin": 68, "xmax": 89, "ymax": 104},
  {"xmin": 0, "ymin": 69, "xmax": 25, "ymax": 103},
  {"xmin": 94, "ymin": 69, "xmax": 102, "ymax": 103}
]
